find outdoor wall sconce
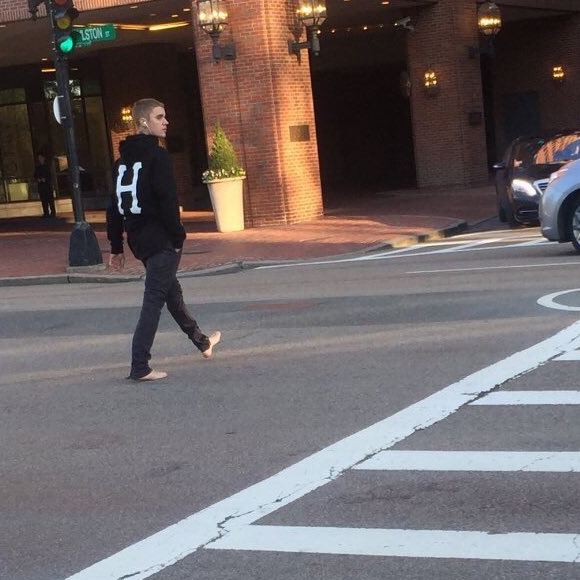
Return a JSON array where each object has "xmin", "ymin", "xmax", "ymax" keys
[
  {"xmin": 121, "ymin": 106, "xmax": 132, "ymax": 124},
  {"xmin": 289, "ymin": 0, "xmax": 327, "ymax": 57},
  {"xmin": 478, "ymin": 1, "xmax": 502, "ymax": 36},
  {"xmin": 468, "ymin": 1, "xmax": 502, "ymax": 58},
  {"xmin": 197, "ymin": 0, "xmax": 236, "ymax": 62},
  {"xmin": 552, "ymin": 65, "xmax": 565, "ymax": 83},
  {"xmin": 423, "ymin": 69, "xmax": 439, "ymax": 95}
]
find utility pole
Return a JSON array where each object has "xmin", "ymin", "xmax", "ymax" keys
[{"xmin": 29, "ymin": 0, "xmax": 103, "ymax": 269}]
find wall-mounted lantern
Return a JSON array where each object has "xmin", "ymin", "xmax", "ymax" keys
[
  {"xmin": 197, "ymin": 0, "xmax": 236, "ymax": 62},
  {"xmin": 289, "ymin": 0, "xmax": 327, "ymax": 57},
  {"xmin": 469, "ymin": 1, "xmax": 502, "ymax": 58},
  {"xmin": 424, "ymin": 68, "xmax": 439, "ymax": 96},
  {"xmin": 121, "ymin": 106, "xmax": 133, "ymax": 124},
  {"xmin": 552, "ymin": 65, "xmax": 565, "ymax": 83},
  {"xmin": 477, "ymin": 1, "xmax": 502, "ymax": 36}
]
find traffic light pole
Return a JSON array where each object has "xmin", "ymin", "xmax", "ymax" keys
[
  {"xmin": 46, "ymin": 0, "xmax": 103, "ymax": 269},
  {"xmin": 54, "ymin": 55, "xmax": 83, "ymax": 223}
]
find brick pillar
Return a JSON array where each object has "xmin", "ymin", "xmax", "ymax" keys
[
  {"xmin": 192, "ymin": 0, "xmax": 323, "ymax": 227},
  {"xmin": 407, "ymin": 0, "xmax": 488, "ymax": 188}
]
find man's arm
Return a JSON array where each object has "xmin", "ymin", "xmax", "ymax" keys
[
  {"xmin": 151, "ymin": 148, "xmax": 186, "ymax": 249},
  {"xmin": 106, "ymin": 166, "xmax": 125, "ymax": 261}
]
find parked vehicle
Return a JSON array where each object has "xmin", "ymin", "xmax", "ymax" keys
[
  {"xmin": 493, "ymin": 130, "xmax": 580, "ymax": 226},
  {"xmin": 540, "ymin": 158, "xmax": 580, "ymax": 252}
]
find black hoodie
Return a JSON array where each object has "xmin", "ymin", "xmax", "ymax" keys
[{"xmin": 106, "ymin": 134, "xmax": 186, "ymax": 260}]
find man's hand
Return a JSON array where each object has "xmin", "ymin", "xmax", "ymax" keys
[{"xmin": 108, "ymin": 253, "xmax": 125, "ymax": 270}]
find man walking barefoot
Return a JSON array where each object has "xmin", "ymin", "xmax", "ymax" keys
[{"xmin": 107, "ymin": 98, "xmax": 220, "ymax": 381}]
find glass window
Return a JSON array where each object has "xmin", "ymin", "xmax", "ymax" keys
[
  {"xmin": 0, "ymin": 88, "xmax": 26, "ymax": 106},
  {"xmin": 0, "ymin": 103, "xmax": 35, "ymax": 202},
  {"xmin": 511, "ymin": 139, "xmax": 541, "ymax": 168},
  {"xmin": 43, "ymin": 79, "xmax": 81, "ymax": 101},
  {"xmin": 535, "ymin": 134, "xmax": 580, "ymax": 164}
]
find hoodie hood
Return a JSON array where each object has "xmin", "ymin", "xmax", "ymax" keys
[{"xmin": 119, "ymin": 134, "xmax": 159, "ymax": 165}]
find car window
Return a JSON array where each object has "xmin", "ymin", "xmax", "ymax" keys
[
  {"xmin": 535, "ymin": 134, "xmax": 580, "ymax": 164},
  {"xmin": 511, "ymin": 140, "xmax": 541, "ymax": 168}
]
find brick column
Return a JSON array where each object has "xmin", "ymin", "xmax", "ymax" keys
[
  {"xmin": 407, "ymin": 0, "xmax": 488, "ymax": 187},
  {"xmin": 192, "ymin": 0, "xmax": 323, "ymax": 227}
]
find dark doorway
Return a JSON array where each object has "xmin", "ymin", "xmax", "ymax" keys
[
  {"xmin": 311, "ymin": 31, "xmax": 416, "ymax": 205},
  {"xmin": 502, "ymin": 91, "xmax": 542, "ymax": 145}
]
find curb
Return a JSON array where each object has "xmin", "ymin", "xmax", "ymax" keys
[
  {"xmin": 0, "ymin": 219, "xmax": 468, "ymax": 287},
  {"xmin": 0, "ymin": 273, "xmax": 142, "ymax": 287}
]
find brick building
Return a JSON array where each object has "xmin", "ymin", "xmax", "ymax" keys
[{"xmin": 0, "ymin": 0, "xmax": 578, "ymax": 225}]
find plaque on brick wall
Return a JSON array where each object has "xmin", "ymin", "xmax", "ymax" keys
[{"xmin": 289, "ymin": 125, "xmax": 310, "ymax": 142}]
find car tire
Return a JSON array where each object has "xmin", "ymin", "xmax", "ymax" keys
[{"xmin": 567, "ymin": 197, "xmax": 580, "ymax": 253}]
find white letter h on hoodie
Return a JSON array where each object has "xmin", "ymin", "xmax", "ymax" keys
[{"xmin": 116, "ymin": 162, "xmax": 143, "ymax": 215}]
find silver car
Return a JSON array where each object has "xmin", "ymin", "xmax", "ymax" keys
[{"xmin": 540, "ymin": 158, "xmax": 580, "ymax": 252}]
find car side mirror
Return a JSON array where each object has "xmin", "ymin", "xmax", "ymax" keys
[{"xmin": 493, "ymin": 161, "xmax": 507, "ymax": 171}]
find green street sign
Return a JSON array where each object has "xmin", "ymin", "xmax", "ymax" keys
[{"xmin": 75, "ymin": 24, "xmax": 116, "ymax": 48}]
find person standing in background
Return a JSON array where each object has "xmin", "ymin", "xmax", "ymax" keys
[{"xmin": 34, "ymin": 153, "xmax": 56, "ymax": 218}]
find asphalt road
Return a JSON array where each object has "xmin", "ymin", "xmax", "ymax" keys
[{"xmin": 4, "ymin": 221, "xmax": 580, "ymax": 580}]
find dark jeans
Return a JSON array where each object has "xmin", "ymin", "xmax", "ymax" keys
[
  {"xmin": 39, "ymin": 192, "xmax": 56, "ymax": 217},
  {"xmin": 130, "ymin": 247, "xmax": 210, "ymax": 379}
]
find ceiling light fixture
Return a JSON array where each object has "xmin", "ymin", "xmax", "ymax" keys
[{"xmin": 149, "ymin": 21, "xmax": 190, "ymax": 31}]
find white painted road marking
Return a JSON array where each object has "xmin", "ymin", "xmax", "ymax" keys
[
  {"xmin": 408, "ymin": 261, "xmax": 580, "ymax": 275},
  {"xmin": 538, "ymin": 288, "xmax": 580, "ymax": 312},
  {"xmin": 62, "ymin": 320, "xmax": 580, "ymax": 580},
  {"xmin": 471, "ymin": 391, "xmax": 580, "ymax": 405},
  {"xmin": 208, "ymin": 525, "xmax": 580, "ymax": 563},
  {"xmin": 353, "ymin": 450, "xmax": 580, "ymax": 472},
  {"xmin": 556, "ymin": 351, "xmax": 580, "ymax": 361},
  {"xmin": 257, "ymin": 234, "xmax": 552, "ymax": 270}
]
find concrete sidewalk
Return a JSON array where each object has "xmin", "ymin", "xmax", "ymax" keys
[{"xmin": 0, "ymin": 185, "xmax": 497, "ymax": 286}]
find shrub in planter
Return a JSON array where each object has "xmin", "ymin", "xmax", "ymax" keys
[
  {"xmin": 202, "ymin": 122, "xmax": 246, "ymax": 183},
  {"xmin": 202, "ymin": 123, "xmax": 246, "ymax": 232}
]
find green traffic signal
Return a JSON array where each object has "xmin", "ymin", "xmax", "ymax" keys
[
  {"xmin": 51, "ymin": 0, "xmax": 79, "ymax": 56},
  {"xmin": 58, "ymin": 35, "xmax": 74, "ymax": 53}
]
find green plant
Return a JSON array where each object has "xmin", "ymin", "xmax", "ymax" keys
[{"xmin": 202, "ymin": 122, "xmax": 246, "ymax": 182}]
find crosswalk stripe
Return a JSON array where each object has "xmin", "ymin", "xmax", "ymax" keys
[
  {"xmin": 61, "ymin": 320, "xmax": 580, "ymax": 580},
  {"xmin": 353, "ymin": 450, "xmax": 580, "ymax": 472},
  {"xmin": 555, "ymin": 351, "xmax": 580, "ymax": 361},
  {"xmin": 470, "ymin": 391, "xmax": 580, "ymax": 405},
  {"xmin": 208, "ymin": 525, "xmax": 580, "ymax": 563}
]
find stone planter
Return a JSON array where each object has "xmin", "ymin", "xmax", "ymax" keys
[{"xmin": 205, "ymin": 176, "xmax": 246, "ymax": 233}]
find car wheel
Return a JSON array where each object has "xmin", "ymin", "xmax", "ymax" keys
[{"xmin": 567, "ymin": 197, "xmax": 580, "ymax": 253}]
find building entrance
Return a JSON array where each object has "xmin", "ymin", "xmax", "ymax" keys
[
  {"xmin": 0, "ymin": 0, "xmax": 206, "ymax": 220},
  {"xmin": 0, "ymin": 67, "xmax": 110, "ymax": 216},
  {"xmin": 312, "ymin": 5, "xmax": 417, "ymax": 205}
]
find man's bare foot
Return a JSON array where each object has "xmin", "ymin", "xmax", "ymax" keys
[
  {"xmin": 202, "ymin": 331, "xmax": 221, "ymax": 359},
  {"xmin": 130, "ymin": 370, "xmax": 168, "ymax": 381}
]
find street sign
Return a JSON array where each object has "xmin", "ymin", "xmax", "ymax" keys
[{"xmin": 75, "ymin": 24, "xmax": 116, "ymax": 48}]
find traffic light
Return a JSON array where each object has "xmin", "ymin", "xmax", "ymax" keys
[{"xmin": 51, "ymin": 0, "xmax": 79, "ymax": 56}]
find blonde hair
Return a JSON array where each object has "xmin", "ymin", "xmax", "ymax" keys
[{"xmin": 132, "ymin": 98, "xmax": 165, "ymax": 131}]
